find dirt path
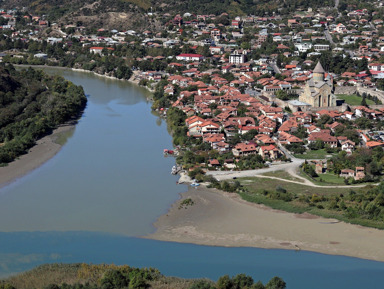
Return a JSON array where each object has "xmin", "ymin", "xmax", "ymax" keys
[{"xmin": 255, "ymin": 175, "xmax": 372, "ymax": 188}]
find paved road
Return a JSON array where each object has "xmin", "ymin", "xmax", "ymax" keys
[
  {"xmin": 334, "ymin": 0, "xmax": 339, "ymax": 9},
  {"xmin": 270, "ymin": 62, "xmax": 281, "ymax": 74},
  {"xmin": 324, "ymin": 29, "xmax": 334, "ymax": 46},
  {"xmin": 207, "ymin": 160, "xmax": 303, "ymax": 181}
]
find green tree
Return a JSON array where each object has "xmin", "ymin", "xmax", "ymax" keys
[
  {"xmin": 189, "ymin": 280, "xmax": 215, "ymax": 289},
  {"xmin": 265, "ymin": 277, "xmax": 286, "ymax": 289}
]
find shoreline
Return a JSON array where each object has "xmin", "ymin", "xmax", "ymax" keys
[
  {"xmin": 15, "ymin": 64, "xmax": 154, "ymax": 92},
  {"xmin": 0, "ymin": 123, "xmax": 75, "ymax": 189},
  {"xmin": 145, "ymin": 185, "xmax": 384, "ymax": 262}
]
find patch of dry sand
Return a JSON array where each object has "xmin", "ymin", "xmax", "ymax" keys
[
  {"xmin": 145, "ymin": 186, "xmax": 384, "ymax": 261},
  {"xmin": 0, "ymin": 124, "xmax": 75, "ymax": 189}
]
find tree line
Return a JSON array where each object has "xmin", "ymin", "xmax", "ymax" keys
[{"xmin": 0, "ymin": 64, "xmax": 87, "ymax": 165}]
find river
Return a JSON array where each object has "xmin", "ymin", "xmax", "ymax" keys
[{"xmin": 0, "ymin": 68, "xmax": 384, "ymax": 288}]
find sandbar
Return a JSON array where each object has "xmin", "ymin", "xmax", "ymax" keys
[
  {"xmin": 146, "ymin": 185, "xmax": 384, "ymax": 262},
  {"xmin": 0, "ymin": 124, "xmax": 75, "ymax": 189}
]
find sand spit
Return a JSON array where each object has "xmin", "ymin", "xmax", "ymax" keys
[{"xmin": 146, "ymin": 186, "xmax": 384, "ymax": 262}]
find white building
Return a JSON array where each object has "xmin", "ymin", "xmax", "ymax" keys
[
  {"xmin": 314, "ymin": 44, "xmax": 330, "ymax": 52},
  {"xmin": 175, "ymin": 53, "xmax": 204, "ymax": 62},
  {"xmin": 229, "ymin": 50, "xmax": 247, "ymax": 64},
  {"xmin": 295, "ymin": 42, "xmax": 313, "ymax": 53}
]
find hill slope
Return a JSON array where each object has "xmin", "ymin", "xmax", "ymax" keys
[{"xmin": 3, "ymin": 0, "xmax": 335, "ymax": 30}]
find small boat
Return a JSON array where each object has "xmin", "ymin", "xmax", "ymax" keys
[
  {"xmin": 164, "ymin": 149, "xmax": 174, "ymax": 155},
  {"xmin": 190, "ymin": 182, "xmax": 200, "ymax": 187}
]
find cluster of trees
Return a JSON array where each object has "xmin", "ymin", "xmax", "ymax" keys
[
  {"xmin": 190, "ymin": 274, "xmax": 286, "ymax": 289},
  {"xmin": 1, "ymin": 268, "xmax": 286, "ymax": 289},
  {"xmin": 241, "ymin": 174, "xmax": 384, "ymax": 226},
  {"xmin": 0, "ymin": 64, "xmax": 87, "ymax": 164},
  {"xmin": 302, "ymin": 162, "xmax": 318, "ymax": 178},
  {"xmin": 235, "ymin": 154, "xmax": 265, "ymax": 170},
  {"xmin": 330, "ymin": 148, "xmax": 383, "ymax": 177},
  {"xmin": 206, "ymin": 176, "xmax": 242, "ymax": 193},
  {"xmin": 0, "ymin": 36, "xmax": 133, "ymax": 81},
  {"xmin": 261, "ymin": 186, "xmax": 294, "ymax": 202}
]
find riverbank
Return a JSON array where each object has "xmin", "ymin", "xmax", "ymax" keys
[
  {"xmin": 145, "ymin": 185, "xmax": 384, "ymax": 262},
  {"xmin": 0, "ymin": 123, "xmax": 75, "ymax": 189},
  {"xmin": 15, "ymin": 64, "xmax": 154, "ymax": 93},
  {"xmin": 0, "ymin": 65, "xmax": 151, "ymax": 188}
]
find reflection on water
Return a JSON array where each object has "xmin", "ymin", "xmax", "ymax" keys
[
  {"xmin": 0, "ymin": 68, "xmax": 184, "ymax": 236},
  {"xmin": 53, "ymin": 126, "xmax": 76, "ymax": 146}
]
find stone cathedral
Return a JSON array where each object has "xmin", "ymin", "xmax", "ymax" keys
[{"xmin": 299, "ymin": 61, "xmax": 336, "ymax": 108}]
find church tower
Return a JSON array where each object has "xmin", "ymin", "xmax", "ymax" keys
[
  {"xmin": 298, "ymin": 60, "xmax": 336, "ymax": 108},
  {"xmin": 313, "ymin": 61, "xmax": 325, "ymax": 82}
]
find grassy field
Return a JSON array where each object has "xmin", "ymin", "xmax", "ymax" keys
[
  {"xmin": 261, "ymin": 170, "xmax": 305, "ymax": 182},
  {"xmin": 298, "ymin": 168, "xmax": 376, "ymax": 186},
  {"xmin": 238, "ymin": 176, "xmax": 384, "ymax": 229},
  {"xmin": 336, "ymin": 94, "xmax": 375, "ymax": 106},
  {"xmin": 240, "ymin": 176, "xmax": 352, "ymax": 196},
  {"xmin": 294, "ymin": 149, "xmax": 329, "ymax": 159},
  {"xmin": 314, "ymin": 173, "xmax": 346, "ymax": 184}
]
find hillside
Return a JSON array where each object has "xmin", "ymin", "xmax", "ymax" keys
[
  {"xmin": 2, "ymin": 0, "xmax": 336, "ymax": 31},
  {"xmin": 1, "ymin": 263, "xmax": 286, "ymax": 289},
  {"xmin": 0, "ymin": 64, "xmax": 87, "ymax": 165}
]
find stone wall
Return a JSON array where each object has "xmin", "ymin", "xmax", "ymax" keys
[
  {"xmin": 356, "ymin": 87, "xmax": 384, "ymax": 104},
  {"xmin": 309, "ymin": 104, "xmax": 349, "ymax": 112},
  {"xmin": 334, "ymin": 86, "xmax": 356, "ymax": 95}
]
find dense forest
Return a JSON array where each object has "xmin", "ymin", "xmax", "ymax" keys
[
  {"xmin": 0, "ymin": 64, "xmax": 87, "ymax": 165},
  {"xmin": 1, "ymin": 263, "xmax": 286, "ymax": 289}
]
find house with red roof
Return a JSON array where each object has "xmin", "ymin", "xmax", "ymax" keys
[
  {"xmin": 278, "ymin": 132, "xmax": 303, "ymax": 144},
  {"xmin": 200, "ymin": 120, "xmax": 220, "ymax": 134},
  {"xmin": 255, "ymin": 134, "xmax": 275, "ymax": 145},
  {"xmin": 258, "ymin": 145, "xmax": 282, "ymax": 160},
  {"xmin": 232, "ymin": 143, "xmax": 257, "ymax": 157},
  {"xmin": 308, "ymin": 131, "xmax": 338, "ymax": 148}
]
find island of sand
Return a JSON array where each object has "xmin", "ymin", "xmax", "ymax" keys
[{"xmin": 146, "ymin": 185, "xmax": 384, "ymax": 262}]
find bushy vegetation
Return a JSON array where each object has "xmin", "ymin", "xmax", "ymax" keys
[
  {"xmin": 1, "ymin": 36, "xmax": 133, "ymax": 80},
  {"xmin": 0, "ymin": 64, "xmax": 87, "ymax": 164},
  {"xmin": 1, "ymin": 263, "xmax": 286, "ymax": 289},
  {"xmin": 329, "ymin": 148, "xmax": 383, "ymax": 178},
  {"xmin": 238, "ymin": 176, "xmax": 384, "ymax": 229}
]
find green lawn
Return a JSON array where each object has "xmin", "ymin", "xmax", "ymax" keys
[
  {"xmin": 314, "ymin": 173, "xmax": 345, "ymax": 185},
  {"xmin": 298, "ymin": 168, "xmax": 377, "ymax": 186},
  {"xmin": 336, "ymin": 94, "xmax": 375, "ymax": 106},
  {"xmin": 294, "ymin": 149, "xmax": 329, "ymax": 159}
]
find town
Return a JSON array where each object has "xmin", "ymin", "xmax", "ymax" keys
[{"xmin": 2, "ymin": 2, "xmax": 384, "ymax": 184}]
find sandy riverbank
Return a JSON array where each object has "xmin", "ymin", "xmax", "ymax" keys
[
  {"xmin": 0, "ymin": 124, "xmax": 75, "ymax": 189},
  {"xmin": 145, "ymin": 185, "xmax": 384, "ymax": 262}
]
